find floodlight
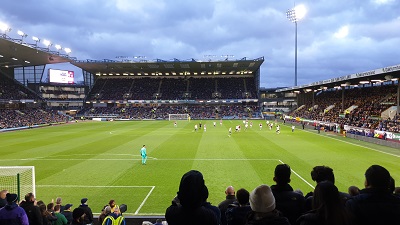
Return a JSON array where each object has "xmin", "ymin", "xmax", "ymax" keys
[
  {"xmin": 17, "ymin": 30, "xmax": 26, "ymax": 36},
  {"xmin": 43, "ymin": 39, "xmax": 52, "ymax": 48},
  {"xmin": 0, "ymin": 22, "xmax": 11, "ymax": 36},
  {"xmin": 287, "ymin": 4, "xmax": 307, "ymax": 86},
  {"xmin": 32, "ymin": 36, "xmax": 40, "ymax": 42},
  {"xmin": 64, "ymin": 48, "xmax": 71, "ymax": 54},
  {"xmin": 55, "ymin": 44, "xmax": 62, "ymax": 50}
]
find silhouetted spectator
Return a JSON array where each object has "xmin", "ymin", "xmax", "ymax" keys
[
  {"xmin": 296, "ymin": 181, "xmax": 354, "ymax": 225},
  {"xmin": 78, "ymin": 198, "xmax": 93, "ymax": 225},
  {"xmin": 226, "ymin": 188, "xmax": 252, "ymax": 225},
  {"xmin": 346, "ymin": 165, "xmax": 400, "ymax": 225},
  {"xmin": 305, "ymin": 166, "xmax": 350, "ymax": 211},
  {"xmin": 218, "ymin": 186, "xmax": 236, "ymax": 225},
  {"xmin": 20, "ymin": 193, "xmax": 43, "ymax": 225},
  {"xmin": 271, "ymin": 164, "xmax": 305, "ymax": 224},
  {"xmin": 165, "ymin": 170, "xmax": 218, "ymax": 225}
]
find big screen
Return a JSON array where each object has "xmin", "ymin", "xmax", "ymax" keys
[{"xmin": 48, "ymin": 69, "xmax": 75, "ymax": 84}]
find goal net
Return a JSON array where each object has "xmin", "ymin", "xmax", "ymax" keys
[
  {"xmin": 0, "ymin": 166, "xmax": 36, "ymax": 200},
  {"xmin": 168, "ymin": 114, "xmax": 189, "ymax": 121}
]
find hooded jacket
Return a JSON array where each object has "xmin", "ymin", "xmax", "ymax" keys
[{"xmin": 0, "ymin": 202, "xmax": 29, "ymax": 225}]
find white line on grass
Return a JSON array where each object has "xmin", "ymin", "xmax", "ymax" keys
[
  {"xmin": 301, "ymin": 129, "xmax": 400, "ymax": 158},
  {"xmin": 1, "ymin": 158, "xmax": 281, "ymax": 161},
  {"xmin": 37, "ymin": 185, "xmax": 154, "ymax": 188},
  {"xmin": 135, "ymin": 186, "xmax": 155, "ymax": 215},
  {"xmin": 278, "ymin": 160, "xmax": 315, "ymax": 189}
]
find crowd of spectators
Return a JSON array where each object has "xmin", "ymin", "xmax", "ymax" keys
[
  {"xmin": 87, "ymin": 77, "xmax": 258, "ymax": 101},
  {"xmin": 290, "ymin": 84, "xmax": 400, "ymax": 133},
  {"xmin": 84, "ymin": 104, "xmax": 260, "ymax": 120},
  {"xmin": 0, "ymin": 73, "xmax": 38, "ymax": 100},
  {"xmin": 164, "ymin": 164, "xmax": 400, "ymax": 225},
  {"xmin": 0, "ymin": 109, "xmax": 67, "ymax": 129}
]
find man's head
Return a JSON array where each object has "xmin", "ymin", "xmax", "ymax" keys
[
  {"xmin": 274, "ymin": 164, "xmax": 291, "ymax": 185},
  {"xmin": 311, "ymin": 166, "xmax": 335, "ymax": 184},
  {"xmin": 225, "ymin": 186, "xmax": 235, "ymax": 196},
  {"xmin": 0, "ymin": 190, "xmax": 8, "ymax": 199},
  {"xmin": 24, "ymin": 193, "xmax": 35, "ymax": 202},
  {"xmin": 64, "ymin": 204, "xmax": 73, "ymax": 211},
  {"xmin": 364, "ymin": 165, "xmax": 391, "ymax": 190},
  {"xmin": 6, "ymin": 193, "xmax": 18, "ymax": 204},
  {"xmin": 113, "ymin": 206, "xmax": 120, "ymax": 215},
  {"xmin": 81, "ymin": 198, "xmax": 88, "ymax": 205},
  {"xmin": 236, "ymin": 188, "xmax": 250, "ymax": 206},
  {"xmin": 177, "ymin": 170, "xmax": 207, "ymax": 209},
  {"xmin": 54, "ymin": 204, "xmax": 61, "ymax": 212},
  {"xmin": 56, "ymin": 197, "xmax": 62, "ymax": 205}
]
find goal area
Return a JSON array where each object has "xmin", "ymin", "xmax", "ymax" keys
[
  {"xmin": 0, "ymin": 166, "xmax": 36, "ymax": 199},
  {"xmin": 168, "ymin": 114, "xmax": 189, "ymax": 121}
]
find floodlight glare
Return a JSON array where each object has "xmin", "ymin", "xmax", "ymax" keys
[
  {"xmin": 55, "ymin": 44, "xmax": 62, "ymax": 50},
  {"xmin": 32, "ymin": 36, "xmax": 40, "ymax": 42},
  {"xmin": 43, "ymin": 39, "xmax": 52, "ymax": 47},
  {"xmin": 294, "ymin": 5, "xmax": 306, "ymax": 21},
  {"xmin": 0, "ymin": 22, "xmax": 11, "ymax": 32},
  {"xmin": 64, "ymin": 48, "xmax": 71, "ymax": 54}
]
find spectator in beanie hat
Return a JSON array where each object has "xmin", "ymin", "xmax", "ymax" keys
[
  {"xmin": 0, "ymin": 193, "xmax": 29, "ymax": 225},
  {"xmin": 245, "ymin": 184, "xmax": 290, "ymax": 225}
]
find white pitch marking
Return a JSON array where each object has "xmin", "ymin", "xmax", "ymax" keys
[
  {"xmin": 300, "ymin": 129, "xmax": 400, "ymax": 158},
  {"xmin": 135, "ymin": 186, "xmax": 155, "ymax": 215},
  {"xmin": 0, "ymin": 158, "xmax": 280, "ymax": 161},
  {"xmin": 37, "ymin": 185, "xmax": 154, "ymax": 188},
  {"xmin": 278, "ymin": 159, "xmax": 315, "ymax": 189}
]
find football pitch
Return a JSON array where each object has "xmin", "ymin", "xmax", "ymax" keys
[{"xmin": 0, "ymin": 120, "xmax": 399, "ymax": 215}]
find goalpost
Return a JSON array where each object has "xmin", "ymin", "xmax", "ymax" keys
[
  {"xmin": 0, "ymin": 166, "xmax": 36, "ymax": 199},
  {"xmin": 168, "ymin": 114, "xmax": 190, "ymax": 121}
]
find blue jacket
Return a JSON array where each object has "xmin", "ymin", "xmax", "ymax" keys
[{"xmin": 0, "ymin": 202, "xmax": 29, "ymax": 225}]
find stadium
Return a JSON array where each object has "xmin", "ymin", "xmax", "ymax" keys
[{"xmin": 1, "ymin": 14, "xmax": 400, "ymax": 225}]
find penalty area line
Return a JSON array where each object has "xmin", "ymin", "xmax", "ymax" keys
[{"xmin": 135, "ymin": 186, "xmax": 155, "ymax": 215}]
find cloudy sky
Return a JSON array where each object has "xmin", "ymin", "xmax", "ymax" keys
[{"xmin": 1, "ymin": 0, "xmax": 399, "ymax": 88}]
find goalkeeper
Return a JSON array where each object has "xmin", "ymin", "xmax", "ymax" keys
[{"xmin": 140, "ymin": 145, "xmax": 147, "ymax": 165}]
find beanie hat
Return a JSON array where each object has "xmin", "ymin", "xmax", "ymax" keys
[
  {"xmin": 81, "ymin": 198, "xmax": 88, "ymax": 204},
  {"xmin": 6, "ymin": 193, "xmax": 18, "ymax": 203},
  {"xmin": 249, "ymin": 185, "xmax": 276, "ymax": 213}
]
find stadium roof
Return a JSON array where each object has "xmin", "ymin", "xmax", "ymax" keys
[
  {"xmin": 0, "ymin": 35, "xmax": 73, "ymax": 68},
  {"xmin": 276, "ymin": 64, "xmax": 400, "ymax": 93},
  {"xmin": 71, "ymin": 57, "xmax": 265, "ymax": 77}
]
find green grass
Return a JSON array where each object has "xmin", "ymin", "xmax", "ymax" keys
[{"xmin": 0, "ymin": 120, "xmax": 399, "ymax": 215}]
